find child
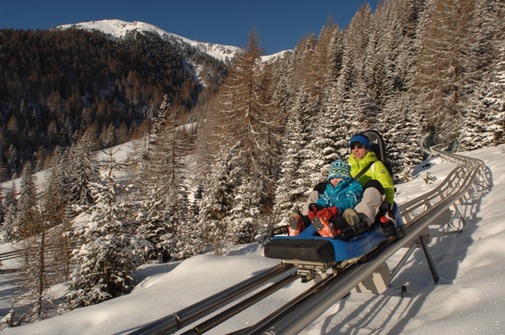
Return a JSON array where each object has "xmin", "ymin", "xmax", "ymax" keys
[{"xmin": 289, "ymin": 160, "xmax": 363, "ymax": 238}]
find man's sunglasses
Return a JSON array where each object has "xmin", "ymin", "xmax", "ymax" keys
[{"xmin": 351, "ymin": 144, "xmax": 365, "ymax": 150}]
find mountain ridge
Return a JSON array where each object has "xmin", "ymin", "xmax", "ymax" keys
[{"xmin": 55, "ymin": 19, "xmax": 291, "ymax": 63}]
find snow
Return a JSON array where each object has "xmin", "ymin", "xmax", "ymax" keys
[{"xmin": 2, "ymin": 144, "xmax": 505, "ymax": 334}]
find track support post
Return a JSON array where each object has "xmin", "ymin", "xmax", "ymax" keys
[{"xmin": 419, "ymin": 235, "xmax": 439, "ymax": 284}]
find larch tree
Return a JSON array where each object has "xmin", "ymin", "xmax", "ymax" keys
[
  {"xmin": 15, "ymin": 168, "xmax": 62, "ymax": 322},
  {"xmin": 201, "ymin": 30, "xmax": 281, "ymax": 244},
  {"xmin": 16, "ymin": 203, "xmax": 52, "ymax": 322},
  {"xmin": 16, "ymin": 162, "xmax": 38, "ymax": 240},
  {"xmin": 289, "ymin": 34, "xmax": 317, "ymax": 92},
  {"xmin": 321, "ymin": 24, "xmax": 345, "ymax": 105},
  {"xmin": 411, "ymin": 0, "xmax": 476, "ymax": 143}
]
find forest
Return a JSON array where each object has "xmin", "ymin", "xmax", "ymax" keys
[
  {"xmin": 0, "ymin": 0, "xmax": 504, "ymax": 326},
  {"xmin": 0, "ymin": 28, "xmax": 228, "ymax": 180}
]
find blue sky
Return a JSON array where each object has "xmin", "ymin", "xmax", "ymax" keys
[{"xmin": 1, "ymin": 0, "xmax": 378, "ymax": 54}]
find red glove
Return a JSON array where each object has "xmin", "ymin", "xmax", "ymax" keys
[
  {"xmin": 330, "ymin": 206, "xmax": 339, "ymax": 216},
  {"xmin": 316, "ymin": 208, "xmax": 333, "ymax": 220}
]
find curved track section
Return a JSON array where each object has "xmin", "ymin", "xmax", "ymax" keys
[
  {"xmin": 239, "ymin": 147, "xmax": 488, "ymax": 335},
  {"xmin": 129, "ymin": 147, "xmax": 489, "ymax": 335}
]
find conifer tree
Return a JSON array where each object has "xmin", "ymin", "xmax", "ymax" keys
[
  {"xmin": 17, "ymin": 203, "xmax": 50, "ymax": 322},
  {"xmin": 0, "ymin": 160, "xmax": 8, "ymax": 183},
  {"xmin": 321, "ymin": 25, "xmax": 344, "ymax": 105},
  {"xmin": 0, "ymin": 184, "xmax": 18, "ymax": 241},
  {"xmin": 345, "ymin": 5, "xmax": 375, "ymax": 133},
  {"xmin": 0, "ymin": 183, "xmax": 4, "ymax": 225},
  {"xmin": 136, "ymin": 95, "xmax": 191, "ymax": 261},
  {"xmin": 65, "ymin": 133, "xmax": 100, "ymax": 212},
  {"xmin": 366, "ymin": 0, "xmax": 425, "ymax": 179},
  {"xmin": 42, "ymin": 151, "xmax": 74, "ymax": 281},
  {"xmin": 197, "ymin": 146, "xmax": 242, "ymax": 254},
  {"xmin": 16, "ymin": 162, "xmax": 38, "ymax": 240},
  {"xmin": 290, "ymin": 34, "xmax": 317, "ymax": 92},
  {"xmin": 15, "ymin": 174, "xmax": 64, "ymax": 322},
  {"xmin": 272, "ymin": 101, "xmax": 311, "ymax": 225},
  {"xmin": 411, "ymin": 0, "xmax": 476, "ymax": 143},
  {"xmin": 305, "ymin": 23, "xmax": 349, "ymax": 170},
  {"xmin": 460, "ymin": 0, "xmax": 505, "ymax": 149},
  {"xmin": 224, "ymin": 180, "xmax": 261, "ymax": 244},
  {"xmin": 66, "ymin": 148, "xmax": 139, "ymax": 307},
  {"xmin": 282, "ymin": 37, "xmax": 327, "ymax": 190},
  {"xmin": 199, "ymin": 31, "xmax": 282, "ymax": 245},
  {"xmin": 44, "ymin": 147, "xmax": 70, "ymax": 223}
]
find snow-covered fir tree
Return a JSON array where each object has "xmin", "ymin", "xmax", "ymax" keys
[
  {"xmin": 1, "ymin": 0, "xmax": 505, "ymax": 326},
  {"xmin": 0, "ymin": 184, "xmax": 18, "ymax": 241},
  {"xmin": 135, "ymin": 94, "xmax": 192, "ymax": 261},
  {"xmin": 460, "ymin": 0, "xmax": 505, "ymax": 150},
  {"xmin": 42, "ymin": 157, "xmax": 74, "ymax": 281},
  {"xmin": 286, "ymin": 38, "xmax": 326, "ymax": 194},
  {"xmin": 198, "ymin": 146, "xmax": 242, "ymax": 254},
  {"xmin": 66, "ymin": 148, "xmax": 140, "ymax": 308},
  {"xmin": 65, "ymin": 133, "xmax": 100, "ymax": 212},
  {"xmin": 272, "ymin": 100, "xmax": 312, "ymax": 225}
]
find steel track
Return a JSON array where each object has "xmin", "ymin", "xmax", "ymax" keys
[{"xmin": 128, "ymin": 263, "xmax": 297, "ymax": 334}]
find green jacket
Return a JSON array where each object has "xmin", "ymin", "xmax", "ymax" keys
[{"xmin": 347, "ymin": 151, "xmax": 394, "ymax": 205}]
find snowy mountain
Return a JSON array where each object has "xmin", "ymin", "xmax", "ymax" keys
[
  {"xmin": 56, "ymin": 19, "xmax": 241, "ymax": 63},
  {"xmin": 56, "ymin": 19, "xmax": 290, "ymax": 63}
]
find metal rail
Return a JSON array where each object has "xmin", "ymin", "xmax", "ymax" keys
[
  {"xmin": 0, "ymin": 250, "xmax": 24, "ymax": 261},
  {"xmin": 128, "ymin": 263, "xmax": 297, "ymax": 334}
]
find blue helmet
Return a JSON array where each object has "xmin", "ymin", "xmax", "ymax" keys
[{"xmin": 349, "ymin": 134, "xmax": 370, "ymax": 149}]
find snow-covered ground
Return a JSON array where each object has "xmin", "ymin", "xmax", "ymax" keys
[{"xmin": 1, "ymin": 144, "xmax": 505, "ymax": 334}]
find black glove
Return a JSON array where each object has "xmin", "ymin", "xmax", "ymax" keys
[
  {"xmin": 313, "ymin": 182, "xmax": 327, "ymax": 194},
  {"xmin": 308, "ymin": 203, "xmax": 324, "ymax": 213}
]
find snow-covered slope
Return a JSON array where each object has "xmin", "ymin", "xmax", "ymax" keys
[{"xmin": 2, "ymin": 145, "xmax": 505, "ymax": 334}]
